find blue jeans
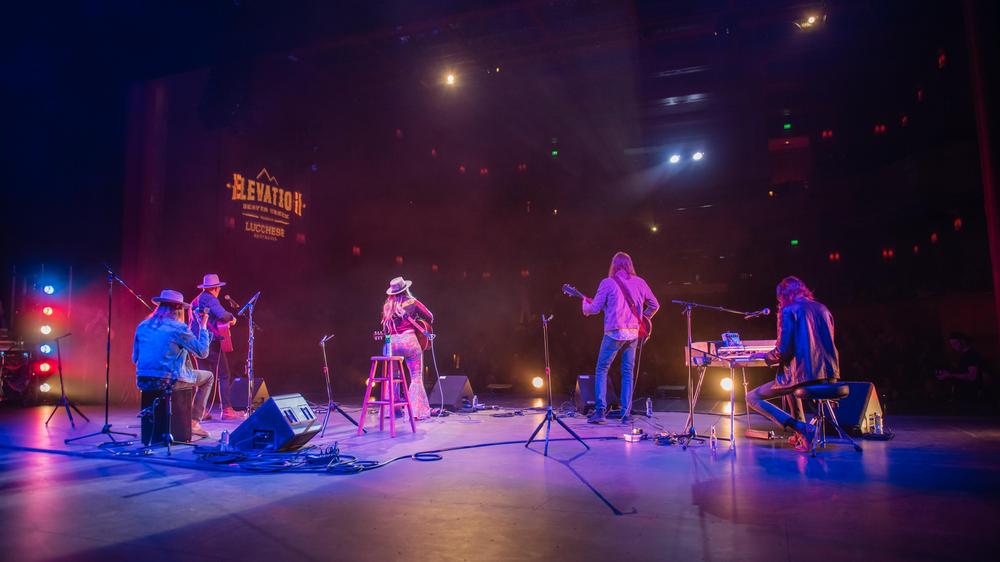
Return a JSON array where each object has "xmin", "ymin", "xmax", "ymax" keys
[{"xmin": 594, "ymin": 335, "xmax": 638, "ymax": 414}]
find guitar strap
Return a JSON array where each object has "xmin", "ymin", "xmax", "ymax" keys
[{"xmin": 610, "ymin": 276, "xmax": 644, "ymax": 328}]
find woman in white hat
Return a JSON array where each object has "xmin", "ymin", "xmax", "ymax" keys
[{"xmin": 380, "ymin": 277, "xmax": 433, "ymax": 419}]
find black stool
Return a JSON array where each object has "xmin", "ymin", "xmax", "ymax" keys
[{"xmin": 794, "ymin": 383, "xmax": 863, "ymax": 456}]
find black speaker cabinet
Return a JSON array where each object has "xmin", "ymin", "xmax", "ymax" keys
[
  {"xmin": 832, "ymin": 381, "xmax": 884, "ymax": 435},
  {"xmin": 140, "ymin": 386, "xmax": 194, "ymax": 445},
  {"xmin": 429, "ymin": 375, "xmax": 474, "ymax": 411},
  {"xmin": 574, "ymin": 374, "xmax": 618, "ymax": 414},
  {"xmin": 229, "ymin": 377, "xmax": 269, "ymax": 410},
  {"xmin": 230, "ymin": 393, "xmax": 320, "ymax": 451}
]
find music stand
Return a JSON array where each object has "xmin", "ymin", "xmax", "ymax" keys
[
  {"xmin": 318, "ymin": 334, "xmax": 363, "ymax": 436},
  {"xmin": 525, "ymin": 314, "xmax": 589, "ymax": 456}
]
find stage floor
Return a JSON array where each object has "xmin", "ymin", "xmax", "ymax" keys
[{"xmin": 1, "ymin": 399, "xmax": 998, "ymax": 561}]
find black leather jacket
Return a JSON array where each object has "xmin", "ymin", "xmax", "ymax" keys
[{"xmin": 764, "ymin": 297, "xmax": 840, "ymax": 389}]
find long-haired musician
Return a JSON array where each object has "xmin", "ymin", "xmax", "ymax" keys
[
  {"xmin": 132, "ymin": 289, "xmax": 214, "ymax": 438},
  {"xmin": 747, "ymin": 276, "xmax": 840, "ymax": 452},
  {"xmin": 582, "ymin": 252, "xmax": 659, "ymax": 424},
  {"xmin": 381, "ymin": 277, "xmax": 433, "ymax": 420}
]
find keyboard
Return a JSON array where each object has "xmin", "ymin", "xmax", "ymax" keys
[{"xmin": 684, "ymin": 340, "xmax": 776, "ymax": 368}]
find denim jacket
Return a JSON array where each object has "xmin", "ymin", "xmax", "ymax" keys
[
  {"xmin": 582, "ymin": 273, "xmax": 660, "ymax": 333},
  {"xmin": 132, "ymin": 317, "xmax": 211, "ymax": 386}
]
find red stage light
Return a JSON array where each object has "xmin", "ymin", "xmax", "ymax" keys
[
  {"xmin": 517, "ymin": 163, "xmax": 528, "ymax": 172},
  {"xmin": 520, "ymin": 269, "xmax": 530, "ymax": 278},
  {"xmin": 953, "ymin": 218, "xmax": 963, "ymax": 231},
  {"xmin": 482, "ymin": 272, "xmax": 492, "ymax": 280},
  {"xmin": 912, "ymin": 245, "xmax": 920, "ymax": 255},
  {"xmin": 821, "ymin": 129, "xmax": 834, "ymax": 139},
  {"xmin": 431, "ymin": 148, "xmax": 438, "ymax": 158},
  {"xmin": 395, "ymin": 256, "xmax": 404, "ymax": 265},
  {"xmin": 458, "ymin": 165, "xmax": 466, "ymax": 174},
  {"xmin": 352, "ymin": 245, "xmax": 362, "ymax": 256},
  {"xmin": 917, "ymin": 89, "xmax": 924, "ymax": 102},
  {"xmin": 42, "ymin": 306, "xmax": 54, "ymax": 316},
  {"xmin": 38, "ymin": 361, "xmax": 52, "ymax": 374},
  {"xmin": 395, "ymin": 128, "xmax": 404, "ymax": 139},
  {"xmin": 900, "ymin": 115, "xmax": 909, "ymax": 127},
  {"xmin": 479, "ymin": 167, "xmax": 489, "ymax": 176},
  {"xmin": 873, "ymin": 124, "xmax": 887, "ymax": 135},
  {"xmin": 882, "ymin": 248, "xmax": 895, "ymax": 260},
  {"xmin": 937, "ymin": 50, "xmax": 947, "ymax": 70},
  {"xmin": 431, "ymin": 264, "xmax": 439, "ymax": 273},
  {"xmin": 930, "ymin": 232, "xmax": 939, "ymax": 243}
]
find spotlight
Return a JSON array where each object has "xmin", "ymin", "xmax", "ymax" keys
[
  {"xmin": 43, "ymin": 306, "xmax": 54, "ymax": 316},
  {"xmin": 692, "ymin": 151, "xmax": 704, "ymax": 161},
  {"xmin": 43, "ymin": 285, "xmax": 55, "ymax": 295},
  {"xmin": 40, "ymin": 344, "xmax": 52, "ymax": 354},
  {"xmin": 720, "ymin": 377, "xmax": 733, "ymax": 391},
  {"xmin": 650, "ymin": 225, "xmax": 659, "ymax": 233},
  {"xmin": 39, "ymin": 383, "xmax": 52, "ymax": 393},
  {"xmin": 38, "ymin": 361, "xmax": 52, "ymax": 373},
  {"xmin": 445, "ymin": 73, "xmax": 456, "ymax": 86},
  {"xmin": 669, "ymin": 154, "xmax": 681, "ymax": 164},
  {"xmin": 40, "ymin": 325, "xmax": 52, "ymax": 335},
  {"xmin": 531, "ymin": 376, "xmax": 544, "ymax": 389}
]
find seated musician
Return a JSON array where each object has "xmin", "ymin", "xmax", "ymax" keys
[
  {"xmin": 381, "ymin": 277, "xmax": 433, "ymax": 420},
  {"xmin": 747, "ymin": 276, "xmax": 840, "ymax": 452},
  {"xmin": 132, "ymin": 289, "xmax": 215, "ymax": 439}
]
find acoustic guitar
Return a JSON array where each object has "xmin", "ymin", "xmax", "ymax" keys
[
  {"xmin": 373, "ymin": 315, "xmax": 435, "ymax": 351},
  {"xmin": 562, "ymin": 284, "xmax": 653, "ymax": 342}
]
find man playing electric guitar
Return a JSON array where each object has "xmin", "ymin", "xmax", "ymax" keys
[{"xmin": 578, "ymin": 252, "xmax": 659, "ymax": 424}]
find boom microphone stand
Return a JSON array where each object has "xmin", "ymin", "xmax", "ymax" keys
[
  {"xmin": 318, "ymin": 334, "xmax": 363, "ymax": 436},
  {"xmin": 672, "ymin": 299, "xmax": 756, "ymax": 450},
  {"xmin": 525, "ymin": 314, "xmax": 589, "ymax": 456},
  {"xmin": 66, "ymin": 264, "xmax": 145, "ymax": 444}
]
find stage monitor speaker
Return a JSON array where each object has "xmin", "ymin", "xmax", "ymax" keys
[
  {"xmin": 429, "ymin": 375, "xmax": 474, "ymax": 411},
  {"xmin": 830, "ymin": 381, "xmax": 883, "ymax": 435},
  {"xmin": 230, "ymin": 393, "xmax": 320, "ymax": 452},
  {"xmin": 140, "ymin": 387, "xmax": 194, "ymax": 445},
  {"xmin": 574, "ymin": 374, "xmax": 618, "ymax": 414},
  {"xmin": 230, "ymin": 377, "xmax": 269, "ymax": 410}
]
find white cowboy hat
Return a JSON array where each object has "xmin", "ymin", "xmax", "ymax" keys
[
  {"xmin": 197, "ymin": 273, "xmax": 227, "ymax": 289},
  {"xmin": 151, "ymin": 289, "xmax": 191, "ymax": 308},
  {"xmin": 386, "ymin": 276, "xmax": 413, "ymax": 295}
]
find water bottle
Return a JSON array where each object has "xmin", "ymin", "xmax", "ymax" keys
[
  {"xmin": 710, "ymin": 426, "xmax": 718, "ymax": 452},
  {"xmin": 645, "ymin": 397, "xmax": 653, "ymax": 418},
  {"xmin": 220, "ymin": 430, "xmax": 230, "ymax": 452}
]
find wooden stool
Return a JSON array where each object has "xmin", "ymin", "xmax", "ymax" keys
[{"xmin": 357, "ymin": 356, "xmax": 416, "ymax": 437}]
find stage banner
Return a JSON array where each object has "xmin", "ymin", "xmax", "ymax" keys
[{"xmin": 225, "ymin": 166, "xmax": 307, "ymax": 244}]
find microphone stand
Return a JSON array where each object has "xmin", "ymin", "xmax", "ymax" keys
[
  {"xmin": 45, "ymin": 333, "xmax": 89, "ymax": 428},
  {"xmin": 318, "ymin": 334, "xmax": 363, "ymax": 436},
  {"xmin": 525, "ymin": 314, "xmax": 590, "ymax": 456},
  {"xmin": 237, "ymin": 291, "xmax": 260, "ymax": 413},
  {"xmin": 66, "ymin": 264, "xmax": 145, "ymax": 444},
  {"xmin": 671, "ymin": 299, "xmax": 753, "ymax": 451}
]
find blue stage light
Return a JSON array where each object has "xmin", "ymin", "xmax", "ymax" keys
[
  {"xmin": 43, "ymin": 285, "xmax": 55, "ymax": 295},
  {"xmin": 40, "ymin": 344, "xmax": 52, "ymax": 354}
]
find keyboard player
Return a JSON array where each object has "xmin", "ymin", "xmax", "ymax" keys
[{"xmin": 746, "ymin": 276, "xmax": 840, "ymax": 452}]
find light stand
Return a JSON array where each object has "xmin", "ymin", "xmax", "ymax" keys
[
  {"xmin": 237, "ymin": 291, "xmax": 260, "ymax": 413},
  {"xmin": 318, "ymin": 334, "xmax": 363, "ymax": 437},
  {"xmin": 45, "ymin": 333, "xmax": 89, "ymax": 428},
  {"xmin": 525, "ymin": 314, "xmax": 590, "ymax": 456},
  {"xmin": 65, "ymin": 265, "xmax": 145, "ymax": 444}
]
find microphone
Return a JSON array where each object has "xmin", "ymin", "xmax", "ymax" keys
[
  {"xmin": 744, "ymin": 308, "xmax": 771, "ymax": 320},
  {"xmin": 224, "ymin": 294, "xmax": 239, "ymax": 309}
]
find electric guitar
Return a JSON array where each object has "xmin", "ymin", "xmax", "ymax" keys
[
  {"xmin": 373, "ymin": 315, "xmax": 435, "ymax": 351},
  {"xmin": 562, "ymin": 284, "xmax": 653, "ymax": 342}
]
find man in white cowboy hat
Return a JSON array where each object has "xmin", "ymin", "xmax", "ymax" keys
[
  {"xmin": 132, "ymin": 289, "xmax": 215, "ymax": 438},
  {"xmin": 190, "ymin": 274, "xmax": 240, "ymax": 420}
]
